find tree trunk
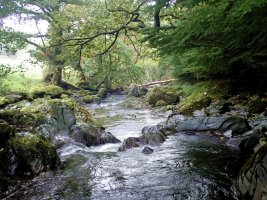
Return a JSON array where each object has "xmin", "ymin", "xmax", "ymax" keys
[
  {"xmin": 154, "ymin": 9, "xmax": 161, "ymax": 27},
  {"xmin": 51, "ymin": 67, "xmax": 62, "ymax": 86}
]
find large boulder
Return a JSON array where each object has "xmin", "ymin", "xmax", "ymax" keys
[
  {"xmin": 176, "ymin": 116, "xmax": 251, "ymax": 135},
  {"xmin": 141, "ymin": 125, "xmax": 167, "ymax": 146},
  {"xmin": 50, "ymin": 103, "xmax": 76, "ymax": 132},
  {"xmin": 233, "ymin": 138, "xmax": 267, "ymax": 200},
  {"xmin": 128, "ymin": 85, "xmax": 141, "ymax": 97},
  {"xmin": 118, "ymin": 137, "xmax": 142, "ymax": 151},
  {"xmin": 70, "ymin": 124, "xmax": 120, "ymax": 147},
  {"xmin": 0, "ymin": 134, "xmax": 60, "ymax": 178},
  {"xmin": 97, "ymin": 88, "xmax": 107, "ymax": 99},
  {"xmin": 145, "ymin": 86, "xmax": 179, "ymax": 106},
  {"xmin": 30, "ymin": 85, "xmax": 64, "ymax": 99}
]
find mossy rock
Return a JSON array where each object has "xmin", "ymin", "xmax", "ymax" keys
[
  {"xmin": 0, "ymin": 97, "xmax": 13, "ymax": 108},
  {"xmin": 97, "ymin": 88, "xmax": 107, "ymax": 99},
  {"xmin": 155, "ymin": 100, "xmax": 167, "ymax": 107},
  {"xmin": 146, "ymin": 86, "xmax": 179, "ymax": 106},
  {"xmin": 82, "ymin": 95, "xmax": 94, "ymax": 104},
  {"xmin": 0, "ymin": 110, "xmax": 42, "ymax": 129},
  {"xmin": 246, "ymin": 98, "xmax": 266, "ymax": 114},
  {"xmin": 179, "ymin": 97, "xmax": 212, "ymax": 115},
  {"xmin": 30, "ymin": 85, "xmax": 63, "ymax": 99},
  {"xmin": 10, "ymin": 134, "xmax": 60, "ymax": 176}
]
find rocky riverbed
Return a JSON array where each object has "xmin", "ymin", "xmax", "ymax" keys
[{"xmin": 0, "ymin": 86, "xmax": 267, "ymax": 199}]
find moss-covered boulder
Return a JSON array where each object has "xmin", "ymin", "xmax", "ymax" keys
[
  {"xmin": 0, "ymin": 134, "xmax": 60, "ymax": 180},
  {"xmin": 30, "ymin": 85, "xmax": 64, "ymax": 99},
  {"xmin": 78, "ymin": 82, "xmax": 96, "ymax": 91},
  {"xmin": 145, "ymin": 86, "xmax": 179, "ymax": 106},
  {"xmin": 0, "ymin": 109, "xmax": 43, "ymax": 130},
  {"xmin": 97, "ymin": 88, "xmax": 107, "ymax": 99},
  {"xmin": 82, "ymin": 95, "xmax": 93, "ymax": 104},
  {"xmin": 179, "ymin": 97, "xmax": 212, "ymax": 115}
]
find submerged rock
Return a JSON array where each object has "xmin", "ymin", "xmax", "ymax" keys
[{"xmin": 142, "ymin": 146, "xmax": 154, "ymax": 154}]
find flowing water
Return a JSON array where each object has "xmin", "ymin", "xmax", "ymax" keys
[{"xmin": 11, "ymin": 95, "xmax": 241, "ymax": 200}]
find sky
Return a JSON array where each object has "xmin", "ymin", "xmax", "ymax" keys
[{"xmin": 0, "ymin": 17, "xmax": 49, "ymax": 78}]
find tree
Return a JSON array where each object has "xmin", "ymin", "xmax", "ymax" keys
[
  {"xmin": 144, "ymin": 0, "xmax": 267, "ymax": 88},
  {"xmin": 1, "ymin": 0, "xmax": 148, "ymax": 86}
]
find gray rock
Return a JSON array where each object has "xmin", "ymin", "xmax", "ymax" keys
[
  {"xmin": 142, "ymin": 125, "xmax": 167, "ymax": 146},
  {"xmin": 70, "ymin": 124, "xmax": 120, "ymax": 147},
  {"xmin": 50, "ymin": 103, "xmax": 76, "ymax": 131},
  {"xmin": 119, "ymin": 137, "xmax": 142, "ymax": 151},
  {"xmin": 233, "ymin": 140, "xmax": 267, "ymax": 199},
  {"xmin": 142, "ymin": 146, "xmax": 154, "ymax": 154},
  {"xmin": 128, "ymin": 85, "xmax": 140, "ymax": 97},
  {"xmin": 176, "ymin": 116, "xmax": 251, "ymax": 135}
]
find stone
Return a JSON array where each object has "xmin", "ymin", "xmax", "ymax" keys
[
  {"xmin": 50, "ymin": 103, "xmax": 76, "ymax": 131},
  {"xmin": 247, "ymin": 98, "xmax": 266, "ymax": 114},
  {"xmin": 70, "ymin": 124, "xmax": 120, "ymax": 147},
  {"xmin": 233, "ymin": 141, "xmax": 267, "ymax": 200},
  {"xmin": 97, "ymin": 88, "xmax": 107, "ymax": 99},
  {"xmin": 0, "ymin": 134, "xmax": 60, "ymax": 178},
  {"xmin": 30, "ymin": 85, "xmax": 64, "ymax": 99},
  {"xmin": 142, "ymin": 146, "xmax": 154, "ymax": 154},
  {"xmin": 82, "ymin": 95, "xmax": 93, "ymax": 104},
  {"xmin": 176, "ymin": 116, "xmax": 251, "ymax": 135},
  {"xmin": 128, "ymin": 85, "xmax": 140, "ymax": 97},
  {"xmin": 145, "ymin": 86, "xmax": 179, "ymax": 106},
  {"xmin": 0, "ymin": 120, "xmax": 13, "ymax": 146},
  {"xmin": 118, "ymin": 137, "xmax": 142, "ymax": 151},
  {"xmin": 141, "ymin": 125, "xmax": 167, "ymax": 146}
]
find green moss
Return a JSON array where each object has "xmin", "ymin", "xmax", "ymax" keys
[
  {"xmin": 30, "ymin": 85, "xmax": 63, "ymax": 98},
  {"xmin": 0, "ymin": 97, "xmax": 12, "ymax": 108},
  {"xmin": 155, "ymin": 100, "xmax": 167, "ymax": 107},
  {"xmin": 145, "ymin": 86, "xmax": 179, "ymax": 106},
  {"xmin": 82, "ymin": 95, "xmax": 93, "ymax": 103},
  {"xmin": 97, "ymin": 88, "xmax": 107, "ymax": 99}
]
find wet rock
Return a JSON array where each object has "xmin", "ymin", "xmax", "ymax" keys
[
  {"xmin": 118, "ymin": 137, "xmax": 142, "ymax": 151},
  {"xmin": 233, "ymin": 139, "xmax": 267, "ymax": 199},
  {"xmin": 176, "ymin": 116, "xmax": 251, "ymax": 135},
  {"xmin": 0, "ymin": 134, "xmax": 60, "ymax": 179},
  {"xmin": 141, "ymin": 125, "xmax": 167, "ymax": 146},
  {"xmin": 92, "ymin": 96, "xmax": 102, "ymax": 104},
  {"xmin": 142, "ymin": 146, "xmax": 154, "ymax": 154},
  {"xmin": 246, "ymin": 98, "xmax": 266, "ymax": 114},
  {"xmin": 82, "ymin": 95, "xmax": 93, "ymax": 103},
  {"xmin": 50, "ymin": 103, "xmax": 76, "ymax": 131},
  {"xmin": 128, "ymin": 85, "xmax": 140, "ymax": 97},
  {"xmin": 70, "ymin": 124, "xmax": 120, "ymax": 147},
  {"xmin": 0, "ymin": 120, "xmax": 13, "ymax": 146},
  {"xmin": 139, "ymin": 87, "xmax": 148, "ymax": 96},
  {"xmin": 97, "ymin": 88, "xmax": 107, "ymax": 99}
]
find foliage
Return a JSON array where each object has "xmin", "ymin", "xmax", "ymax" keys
[{"xmin": 144, "ymin": 0, "xmax": 267, "ymax": 88}]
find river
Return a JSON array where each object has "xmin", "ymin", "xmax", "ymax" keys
[{"xmin": 13, "ymin": 95, "xmax": 241, "ymax": 200}]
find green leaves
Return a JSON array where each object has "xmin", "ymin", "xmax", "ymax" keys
[{"xmin": 144, "ymin": 0, "xmax": 267, "ymax": 83}]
